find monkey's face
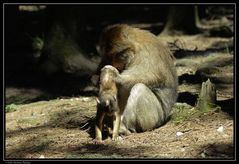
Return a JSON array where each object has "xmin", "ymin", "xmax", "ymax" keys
[
  {"xmin": 111, "ymin": 54, "xmax": 126, "ymax": 72},
  {"xmin": 97, "ymin": 96, "xmax": 118, "ymax": 115},
  {"xmin": 103, "ymin": 47, "xmax": 132, "ymax": 72},
  {"xmin": 99, "ymin": 26, "xmax": 134, "ymax": 72}
]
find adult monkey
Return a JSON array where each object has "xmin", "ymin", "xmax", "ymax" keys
[{"xmin": 96, "ymin": 24, "xmax": 178, "ymax": 135}]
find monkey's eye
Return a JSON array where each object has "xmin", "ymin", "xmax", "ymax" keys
[
  {"xmin": 116, "ymin": 49, "xmax": 128, "ymax": 60},
  {"xmin": 117, "ymin": 53, "xmax": 127, "ymax": 60}
]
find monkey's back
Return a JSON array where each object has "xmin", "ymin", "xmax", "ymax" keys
[
  {"xmin": 99, "ymin": 24, "xmax": 178, "ymax": 132},
  {"xmin": 119, "ymin": 25, "xmax": 178, "ymax": 121}
]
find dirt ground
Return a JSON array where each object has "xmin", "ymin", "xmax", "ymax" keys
[
  {"xmin": 5, "ymin": 33, "xmax": 235, "ymax": 160},
  {"xmin": 5, "ymin": 96, "xmax": 234, "ymax": 159}
]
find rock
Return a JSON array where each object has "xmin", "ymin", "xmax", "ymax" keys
[
  {"xmin": 176, "ymin": 132, "xmax": 184, "ymax": 137},
  {"xmin": 217, "ymin": 126, "xmax": 224, "ymax": 133}
]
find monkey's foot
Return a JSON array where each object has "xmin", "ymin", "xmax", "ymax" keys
[
  {"xmin": 112, "ymin": 135, "xmax": 123, "ymax": 141},
  {"xmin": 119, "ymin": 126, "xmax": 131, "ymax": 136},
  {"xmin": 92, "ymin": 138, "xmax": 103, "ymax": 144}
]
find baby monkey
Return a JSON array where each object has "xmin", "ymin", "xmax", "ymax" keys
[{"xmin": 95, "ymin": 65, "xmax": 120, "ymax": 142}]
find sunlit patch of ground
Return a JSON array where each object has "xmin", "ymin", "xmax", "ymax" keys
[{"xmin": 5, "ymin": 96, "xmax": 234, "ymax": 159}]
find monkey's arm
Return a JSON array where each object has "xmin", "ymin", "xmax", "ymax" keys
[
  {"xmin": 115, "ymin": 69, "xmax": 166, "ymax": 89},
  {"xmin": 95, "ymin": 109, "xmax": 105, "ymax": 141},
  {"xmin": 112, "ymin": 111, "xmax": 121, "ymax": 140}
]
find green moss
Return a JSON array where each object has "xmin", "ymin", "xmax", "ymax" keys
[
  {"xmin": 172, "ymin": 102, "xmax": 221, "ymax": 125},
  {"xmin": 17, "ymin": 117, "xmax": 41, "ymax": 126},
  {"xmin": 5, "ymin": 104, "xmax": 18, "ymax": 113},
  {"xmin": 6, "ymin": 95, "xmax": 29, "ymax": 105},
  {"xmin": 195, "ymin": 95, "xmax": 220, "ymax": 112},
  {"xmin": 171, "ymin": 104, "xmax": 196, "ymax": 125}
]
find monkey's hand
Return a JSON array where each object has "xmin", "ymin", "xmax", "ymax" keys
[
  {"xmin": 115, "ymin": 74, "xmax": 134, "ymax": 88},
  {"xmin": 102, "ymin": 65, "xmax": 119, "ymax": 75}
]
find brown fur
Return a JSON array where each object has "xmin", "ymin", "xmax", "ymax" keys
[
  {"xmin": 95, "ymin": 65, "xmax": 121, "ymax": 141},
  {"xmin": 97, "ymin": 24, "xmax": 178, "ymax": 134}
]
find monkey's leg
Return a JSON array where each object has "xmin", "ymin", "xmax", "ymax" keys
[
  {"xmin": 121, "ymin": 83, "xmax": 166, "ymax": 133},
  {"xmin": 95, "ymin": 111, "xmax": 105, "ymax": 141},
  {"xmin": 112, "ymin": 111, "xmax": 121, "ymax": 140}
]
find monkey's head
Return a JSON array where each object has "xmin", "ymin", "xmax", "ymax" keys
[
  {"xmin": 98, "ymin": 24, "xmax": 136, "ymax": 72},
  {"xmin": 97, "ymin": 94, "xmax": 118, "ymax": 114}
]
